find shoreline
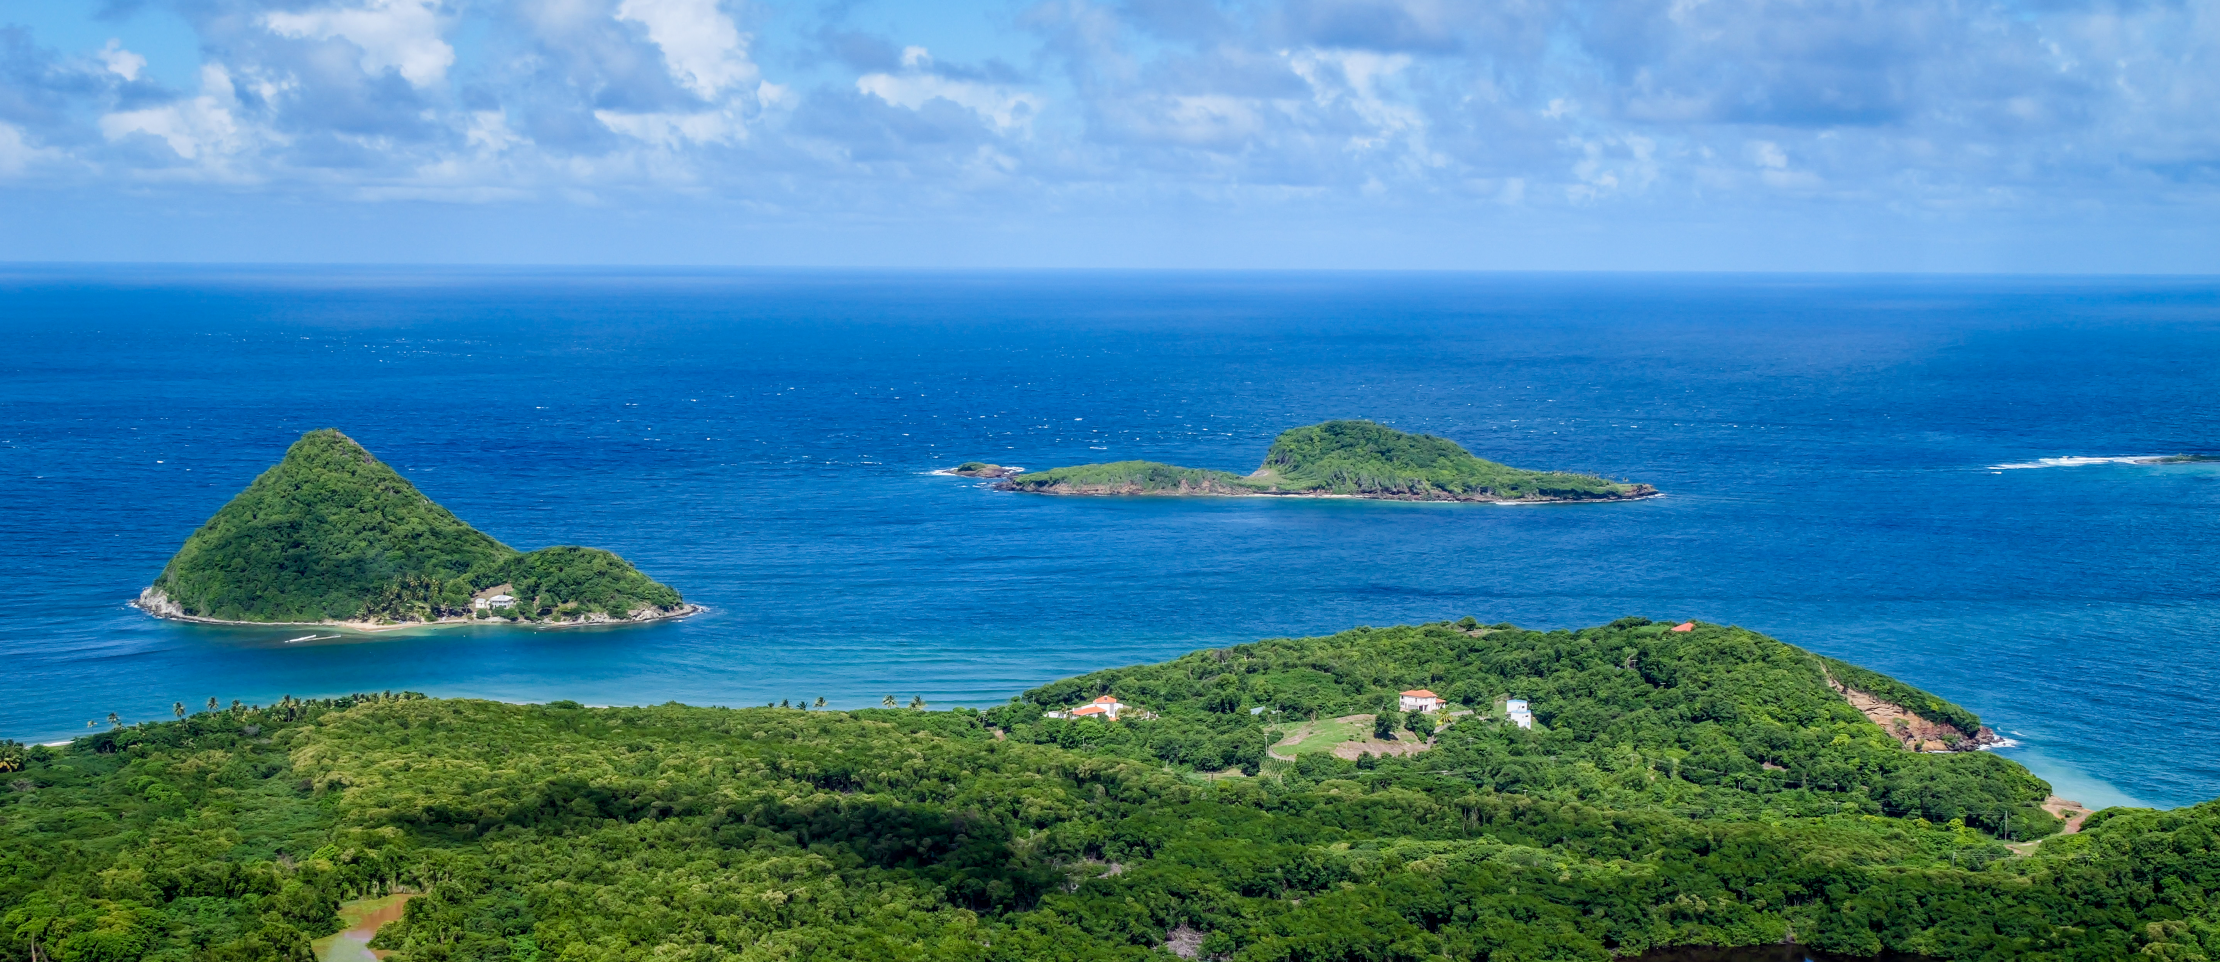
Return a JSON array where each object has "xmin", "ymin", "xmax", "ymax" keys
[
  {"xmin": 993, "ymin": 482, "xmax": 1663, "ymax": 504},
  {"xmin": 132, "ymin": 587, "xmax": 703, "ymax": 634}
]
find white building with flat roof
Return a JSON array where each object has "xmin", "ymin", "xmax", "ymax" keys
[{"xmin": 1505, "ymin": 699, "xmax": 1533, "ymax": 729}]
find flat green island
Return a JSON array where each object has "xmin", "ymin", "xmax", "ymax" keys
[
  {"xmin": 6, "ymin": 617, "xmax": 2212, "ymax": 961},
  {"xmin": 997, "ymin": 420, "xmax": 1657, "ymax": 502},
  {"xmin": 136, "ymin": 429, "xmax": 695, "ymax": 630}
]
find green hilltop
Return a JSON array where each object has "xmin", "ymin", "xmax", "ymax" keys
[
  {"xmin": 1000, "ymin": 420, "xmax": 1656, "ymax": 501},
  {"xmin": 10, "ymin": 618, "xmax": 2216, "ymax": 962},
  {"xmin": 141, "ymin": 429, "xmax": 687, "ymax": 626}
]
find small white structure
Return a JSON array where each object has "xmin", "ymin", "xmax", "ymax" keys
[
  {"xmin": 486, "ymin": 594, "xmax": 517, "ymax": 609},
  {"xmin": 1398, "ymin": 689, "xmax": 1443, "ymax": 713},
  {"xmin": 1505, "ymin": 698, "xmax": 1533, "ymax": 729}
]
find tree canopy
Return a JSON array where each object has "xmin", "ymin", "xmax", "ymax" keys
[{"xmin": 5, "ymin": 620, "xmax": 2215, "ymax": 962}]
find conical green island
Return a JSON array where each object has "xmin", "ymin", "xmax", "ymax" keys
[
  {"xmin": 997, "ymin": 420, "xmax": 1657, "ymax": 502},
  {"xmin": 138, "ymin": 429, "xmax": 694, "ymax": 628}
]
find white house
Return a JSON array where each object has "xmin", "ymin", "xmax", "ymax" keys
[
  {"xmin": 1505, "ymin": 698, "xmax": 1533, "ymax": 729},
  {"xmin": 1048, "ymin": 695, "xmax": 1127, "ymax": 721},
  {"xmin": 1398, "ymin": 689, "xmax": 1443, "ymax": 713},
  {"xmin": 487, "ymin": 594, "xmax": 517, "ymax": 609}
]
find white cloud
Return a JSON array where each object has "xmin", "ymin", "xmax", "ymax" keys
[
  {"xmin": 100, "ymin": 40, "xmax": 147, "ymax": 82},
  {"xmin": 99, "ymin": 64, "xmax": 255, "ymax": 163},
  {"xmin": 466, "ymin": 111, "xmax": 525, "ymax": 153},
  {"xmin": 596, "ymin": 109, "xmax": 743, "ymax": 146},
  {"xmin": 263, "ymin": 0, "xmax": 454, "ymax": 87},
  {"xmin": 858, "ymin": 70, "xmax": 1042, "ymax": 130},
  {"xmin": 0, "ymin": 123, "xmax": 58, "ymax": 176},
  {"xmin": 616, "ymin": 0, "xmax": 757, "ymax": 99}
]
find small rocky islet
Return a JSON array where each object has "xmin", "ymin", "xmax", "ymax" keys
[
  {"xmin": 137, "ymin": 429, "xmax": 694, "ymax": 630},
  {"xmin": 971, "ymin": 419, "xmax": 1658, "ymax": 502}
]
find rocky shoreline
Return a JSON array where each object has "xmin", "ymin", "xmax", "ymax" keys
[
  {"xmin": 992, "ymin": 478, "xmax": 1662, "ymax": 503},
  {"xmin": 133, "ymin": 587, "xmax": 702, "ymax": 633},
  {"xmin": 1829, "ymin": 675, "xmax": 2007, "ymax": 753}
]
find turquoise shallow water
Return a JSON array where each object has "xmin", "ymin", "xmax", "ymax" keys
[{"xmin": 2, "ymin": 269, "xmax": 2214, "ymax": 809}]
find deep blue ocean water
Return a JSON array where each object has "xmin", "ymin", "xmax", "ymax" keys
[{"xmin": 2, "ymin": 269, "xmax": 2214, "ymax": 809}]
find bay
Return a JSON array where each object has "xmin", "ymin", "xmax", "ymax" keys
[{"xmin": 2, "ymin": 268, "xmax": 2213, "ymax": 809}]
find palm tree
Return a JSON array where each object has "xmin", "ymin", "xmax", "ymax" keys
[
  {"xmin": 230, "ymin": 699, "xmax": 243, "ymax": 713},
  {"xmin": 780, "ymin": 699, "xmax": 791, "ymax": 709},
  {"xmin": 908, "ymin": 696, "xmax": 926, "ymax": 710},
  {"xmin": 882, "ymin": 695, "xmax": 897, "ymax": 708},
  {"xmin": 106, "ymin": 712, "xmax": 121, "ymax": 729},
  {"xmin": 205, "ymin": 697, "xmax": 219, "ymax": 713},
  {"xmin": 814, "ymin": 697, "xmax": 826, "ymax": 709},
  {"xmin": 173, "ymin": 702, "xmax": 186, "ymax": 721}
]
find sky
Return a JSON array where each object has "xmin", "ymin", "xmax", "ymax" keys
[{"xmin": 0, "ymin": 0, "xmax": 2215, "ymax": 270}]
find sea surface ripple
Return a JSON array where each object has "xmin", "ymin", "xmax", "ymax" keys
[{"xmin": 1, "ymin": 269, "xmax": 2214, "ymax": 808}]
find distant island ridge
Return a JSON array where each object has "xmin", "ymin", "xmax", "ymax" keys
[
  {"xmin": 136, "ymin": 429, "xmax": 695, "ymax": 631},
  {"xmin": 982, "ymin": 420, "xmax": 1657, "ymax": 502}
]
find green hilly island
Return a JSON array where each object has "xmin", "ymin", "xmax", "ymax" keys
[
  {"xmin": 138, "ymin": 429, "xmax": 690, "ymax": 628},
  {"xmin": 7, "ymin": 618, "xmax": 2217, "ymax": 962},
  {"xmin": 998, "ymin": 420, "xmax": 1657, "ymax": 502}
]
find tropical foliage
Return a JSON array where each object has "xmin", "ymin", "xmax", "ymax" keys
[
  {"xmin": 4, "ymin": 621, "xmax": 2217, "ymax": 962},
  {"xmin": 150, "ymin": 430, "xmax": 684, "ymax": 624},
  {"xmin": 1005, "ymin": 421, "xmax": 1651, "ymax": 501}
]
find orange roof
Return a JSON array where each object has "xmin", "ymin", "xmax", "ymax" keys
[
  {"xmin": 1671, "ymin": 622, "xmax": 1695, "ymax": 632},
  {"xmin": 1400, "ymin": 689, "xmax": 1438, "ymax": 698},
  {"xmin": 1092, "ymin": 695, "xmax": 1120, "ymax": 704},
  {"xmin": 1072, "ymin": 705, "xmax": 1108, "ymax": 715}
]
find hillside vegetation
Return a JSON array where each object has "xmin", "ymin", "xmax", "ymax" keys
[
  {"xmin": 1003, "ymin": 421, "xmax": 1654, "ymax": 501},
  {"xmin": 146, "ymin": 430, "xmax": 685, "ymax": 625},
  {"xmin": 6, "ymin": 619, "xmax": 2217, "ymax": 962}
]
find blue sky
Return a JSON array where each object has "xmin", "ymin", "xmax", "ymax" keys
[{"xmin": 0, "ymin": 0, "xmax": 2215, "ymax": 269}]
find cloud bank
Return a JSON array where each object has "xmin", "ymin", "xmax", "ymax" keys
[{"xmin": 0, "ymin": 0, "xmax": 2214, "ymax": 268}]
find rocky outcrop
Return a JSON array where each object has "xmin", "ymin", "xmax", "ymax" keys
[
  {"xmin": 1829, "ymin": 676, "xmax": 2004, "ymax": 752},
  {"xmin": 995, "ymin": 478, "xmax": 1660, "ymax": 502},
  {"xmin": 135, "ymin": 585, "xmax": 701, "ymax": 632},
  {"xmin": 946, "ymin": 462, "xmax": 1022, "ymax": 478}
]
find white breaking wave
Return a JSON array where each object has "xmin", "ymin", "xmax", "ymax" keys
[{"xmin": 1987, "ymin": 455, "xmax": 2170, "ymax": 470}]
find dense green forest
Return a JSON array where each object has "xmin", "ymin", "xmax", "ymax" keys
[
  {"xmin": 7, "ymin": 620, "xmax": 2218, "ymax": 962},
  {"xmin": 1003, "ymin": 421, "xmax": 1654, "ymax": 501},
  {"xmin": 144, "ymin": 430, "xmax": 687, "ymax": 625}
]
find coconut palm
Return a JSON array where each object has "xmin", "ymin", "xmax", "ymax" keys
[
  {"xmin": 173, "ymin": 702, "xmax": 186, "ymax": 720},
  {"xmin": 908, "ymin": 696, "xmax": 926, "ymax": 710},
  {"xmin": 813, "ymin": 697, "xmax": 826, "ymax": 709},
  {"xmin": 882, "ymin": 695, "xmax": 896, "ymax": 708},
  {"xmin": 106, "ymin": 712, "xmax": 120, "ymax": 729},
  {"xmin": 205, "ymin": 697, "xmax": 219, "ymax": 713}
]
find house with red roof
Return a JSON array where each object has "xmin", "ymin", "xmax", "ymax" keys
[
  {"xmin": 1398, "ymin": 689, "xmax": 1443, "ymax": 713},
  {"xmin": 1049, "ymin": 695, "xmax": 1128, "ymax": 721}
]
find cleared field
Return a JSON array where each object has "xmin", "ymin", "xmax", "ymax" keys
[{"xmin": 1266, "ymin": 715, "xmax": 1373, "ymax": 759}]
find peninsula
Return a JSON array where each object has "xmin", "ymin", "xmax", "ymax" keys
[
  {"xmin": 996, "ymin": 420, "xmax": 1657, "ymax": 502},
  {"xmin": 137, "ymin": 429, "xmax": 695, "ymax": 630},
  {"xmin": 9, "ymin": 617, "xmax": 2208, "ymax": 962}
]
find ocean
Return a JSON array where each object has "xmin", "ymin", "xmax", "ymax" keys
[{"xmin": 2, "ymin": 268, "xmax": 2214, "ymax": 810}]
